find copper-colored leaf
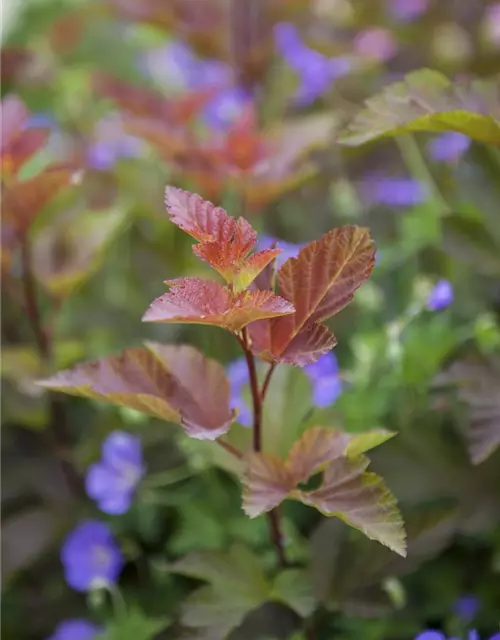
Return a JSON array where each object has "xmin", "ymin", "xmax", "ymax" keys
[
  {"xmin": 297, "ymin": 456, "xmax": 406, "ymax": 557},
  {"xmin": 142, "ymin": 278, "xmax": 294, "ymax": 332},
  {"xmin": 38, "ymin": 343, "xmax": 235, "ymax": 440},
  {"xmin": 248, "ymin": 226, "xmax": 375, "ymax": 365},
  {"xmin": 2, "ymin": 167, "xmax": 74, "ymax": 234},
  {"xmin": 242, "ymin": 426, "xmax": 405, "ymax": 556}
]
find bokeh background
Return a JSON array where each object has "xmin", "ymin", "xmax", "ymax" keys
[{"xmin": 2, "ymin": 1, "xmax": 500, "ymax": 639}]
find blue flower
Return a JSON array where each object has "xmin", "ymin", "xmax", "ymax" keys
[
  {"xmin": 426, "ymin": 279, "xmax": 454, "ymax": 311},
  {"xmin": 427, "ymin": 132, "xmax": 471, "ymax": 163},
  {"xmin": 274, "ymin": 22, "xmax": 351, "ymax": 106},
  {"xmin": 354, "ymin": 27, "xmax": 398, "ymax": 63},
  {"xmin": 87, "ymin": 116, "xmax": 143, "ymax": 171},
  {"xmin": 201, "ymin": 85, "xmax": 251, "ymax": 131},
  {"xmin": 453, "ymin": 594, "xmax": 480, "ymax": 621},
  {"xmin": 61, "ymin": 520, "xmax": 124, "ymax": 592},
  {"xmin": 47, "ymin": 619, "xmax": 102, "ymax": 640},
  {"xmin": 361, "ymin": 175, "xmax": 428, "ymax": 207},
  {"xmin": 257, "ymin": 235, "xmax": 303, "ymax": 269},
  {"xmin": 86, "ymin": 431, "xmax": 145, "ymax": 515},
  {"xmin": 388, "ymin": 0, "xmax": 429, "ymax": 22},
  {"xmin": 227, "ymin": 358, "xmax": 252, "ymax": 427},
  {"xmin": 414, "ymin": 632, "xmax": 500, "ymax": 640},
  {"xmin": 304, "ymin": 352, "xmax": 342, "ymax": 408}
]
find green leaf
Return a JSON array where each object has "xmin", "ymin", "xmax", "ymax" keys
[
  {"xmin": 270, "ymin": 569, "xmax": 316, "ymax": 618},
  {"xmin": 98, "ymin": 607, "xmax": 169, "ymax": 640},
  {"xmin": 170, "ymin": 545, "xmax": 271, "ymax": 639},
  {"xmin": 339, "ymin": 69, "xmax": 500, "ymax": 147},
  {"xmin": 345, "ymin": 430, "xmax": 396, "ymax": 457}
]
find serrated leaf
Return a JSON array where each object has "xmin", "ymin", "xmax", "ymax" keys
[
  {"xmin": 339, "ymin": 69, "xmax": 500, "ymax": 147},
  {"xmin": 345, "ymin": 430, "xmax": 396, "ymax": 457},
  {"xmin": 166, "ymin": 187, "xmax": 280, "ymax": 289},
  {"xmin": 248, "ymin": 226, "xmax": 375, "ymax": 365},
  {"xmin": 32, "ymin": 208, "xmax": 127, "ymax": 297},
  {"xmin": 297, "ymin": 456, "xmax": 406, "ymax": 557},
  {"xmin": 270, "ymin": 569, "xmax": 316, "ymax": 618},
  {"xmin": 142, "ymin": 278, "xmax": 294, "ymax": 332},
  {"xmin": 170, "ymin": 545, "xmax": 270, "ymax": 640},
  {"xmin": 242, "ymin": 427, "xmax": 405, "ymax": 555},
  {"xmin": 38, "ymin": 342, "xmax": 235, "ymax": 440}
]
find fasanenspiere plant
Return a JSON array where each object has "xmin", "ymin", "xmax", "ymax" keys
[{"xmin": 39, "ymin": 186, "xmax": 406, "ymax": 580}]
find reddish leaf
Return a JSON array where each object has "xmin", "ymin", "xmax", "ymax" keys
[
  {"xmin": 142, "ymin": 278, "xmax": 294, "ymax": 332},
  {"xmin": 242, "ymin": 427, "xmax": 405, "ymax": 556},
  {"xmin": 122, "ymin": 117, "xmax": 188, "ymax": 159},
  {"xmin": 2, "ymin": 167, "xmax": 74, "ymax": 235},
  {"xmin": 4, "ymin": 129, "xmax": 50, "ymax": 176},
  {"xmin": 248, "ymin": 226, "xmax": 375, "ymax": 365},
  {"xmin": 297, "ymin": 456, "xmax": 406, "ymax": 557},
  {"xmin": 38, "ymin": 343, "xmax": 235, "ymax": 440},
  {"xmin": 165, "ymin": 187, "xmax": 277, "ymax": 289}
]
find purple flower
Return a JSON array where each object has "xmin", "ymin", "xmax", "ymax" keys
[
  {"xmin": 201, "ymin": 86, "xmax": 251, "ymax": 131},
  {"xmin": 258, "ymin": 235, "xmax": 303, "ymax": 269},
  {"xmin": 304, "ymin": 352, "xmax": 342, "ymax": 408},
  {"xmin": 26, "ymin": 113, "xmax": 56, "ymax": 130},
  {"xmin": 427, "ymin": 132, "xmax": 471, "ymax": 163},
  {"xmin": 227, "ymin": 358, "xmax": 252, "ymax": 427},
  {"xmin": 274, "ymin": 22, "xmax": 351, "ymax": 106},
  {"xmin": 61, "ymin": 520, "xmax": 124, "ymax": 592},
  {"xmin": 354, "ymin": 27, "xmax": 398, "ymax": 63},
  {"xmin": 388, "ymin": 0, "xmax": 429, "ymax": 22},
  {"xmin": 87, "ymin": 115, "xmax": 143, "ymax": 171},
  {"xmin": 86, "ymin": 431, "xmax": 145, "ymax": 515},
  {"xmin": 453, "ymin": 594, "xmax": 480, "ymax": 621},
  {"xmin": 426, "ymin": 279, "xmax": 454, "ymax": 311},
  {"xmin": 360, "ymin": 175, "xmax": 428, "ymax": 207},
  {"xmin": 47, "ymin": 619, "xmax": 102, "ymax": 640},
  {"xmin": 414, "ymin": 633, "xmax": 499, "ymax": 640},
  {"xmin": 483, "ymin": 3, "xmax": 500, "ymax": 47}
]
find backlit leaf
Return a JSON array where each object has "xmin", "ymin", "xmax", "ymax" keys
[
  {"xmin": 242, "ymin": 427, "xmax": 405, "ymax": 555},
  {"xmin": 345, "ymin": 430, "xmax": 396, "ymax": 457},
  {"xmin": 297, "ymin": 456, "xmax": 406, "ymax": 557},
  {"xmin": 248, "ymin": 226, "xmax": 375, "ymax": 365},
  {"xmin": 142, "ymin": 278, "xmax": 294, "ymax": 332},
  {"xmin": 38, "ymin": 343, "xmax": 235, "ymax": 440},
  {"xmin": 339, "ymin": 69, "xmax": 500, "ymax": 147},
  {"xmin": 270, "ymin": 569, "xmax": 316, "ymax": 618}
]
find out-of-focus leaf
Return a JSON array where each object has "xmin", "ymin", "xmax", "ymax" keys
[
  {"xmin": 269, "ymin": 569, "xmax": 316, "ymax": 618},
  {"xmin": 242, "ymin": 427, "xmax": 405, "ymax": 556},
  {"xmin": 248, "ymin": 226, "xmax": 375, "ymax": 365},
  {"xmin": 170, "ymin": 545, "xmax": 270, "ymax": 640},
  {"xmin": 436, "ymin": 356, "xmax": 500, "ymax": 464},
  {"xmin": 339, "ymin": 69, "xmax": 500, "ymax": 147},
  {"xmin": 32, "ymin": 208, "xmax": 127, "ymax": 297},
  {"xmin": 442, "ymin": 215, "xmax": 500, "ymax": 276},
  {"xmin": 98, "ymin": 607, "xmax": 169, "ymax": 640},
  {"xmin": 143, "ymin": 278, "xmax": 294, "ymax": 332},
  {"xmin": 310, "ymin": 504, "xmax": 458, "ymax": 613},
  {"xmin": 38, "ymin": 342, "xmax": 236, "ymax": 440},
  {"xmin": 2, "ymin": 166, "xmax": 75, "ymax": 236},
  {"xmin": 1, "ymin": 341, "xmax": 85, "ymax": 381}
]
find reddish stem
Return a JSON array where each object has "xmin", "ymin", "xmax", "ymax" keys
[
  {"xmin": 217, "ymin": 440, "xmax": 243, "ymax": 459},
  {"xmin": 238, "ymin": 328, "xmax": 287, "ymax": 568}
]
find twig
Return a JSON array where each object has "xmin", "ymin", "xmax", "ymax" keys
[
  {"xmin": 260, "ymin": 362, "xmax": 276, "ymax": 402},
  {"xmin": 217, "ymin": 440, "xmax": 244, "ymax": 459},
  {"xmin": 267, "ymin": 507, "xmax": 287, "ymax": 568},
  {"xmin": 19, "ymin": 235, "xmax": 83, "ymax": 497}
]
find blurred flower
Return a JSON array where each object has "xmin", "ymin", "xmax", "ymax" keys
[
  {"xmin": 61, "ymin": 520, "xmax": 124, "ymax": 592},
  {"xmin": 227, "ymin": 358, "xmax": 252, "ymax": 427},
  {"xmin": 360, "ymin": 175, "xmax": 428, "ymax": 207},
  {"xmin": 427, "ymin": 132, "xmax": 471, "ymax": 163},
  {"xmin": 87, "ymin": 115, "xmax": 143, "ymax": 171},
  {"xmin": 26, "ymin": 112, "xmax": 56, "ymax": 129},
  {"xmin": 258, "ymin": 234, "xmax": 303, "ymax": 269},
  {"xmin": 304, "ymin": 352, "xmax": 342, "ymax": 407},
  {"xmin": 426, "ymin": 279, "xmax": 454, "ymax": 311},
  {"xmin": 453, "ymin": 594, "xmax": 480, "ymax": 620},
  {"xmin": 86, "ymin": 430, "xmax": 145, "ymax": 515},
  {"xmin": 414, "ymin": 632, "xmax": 500, "ymax": 640},
  {"xmin": 482, "ymin": 3, "xmax": 500, "ymax": 47},
  {"xmin": 354, "ymin": 27, "xmax": 398, "ymax": 63},
  {"xmin": 47, "ymin": 619, "xmax": 102, "ymax": 640},
  {"xmin": 274, "ymin": 22, "xmax": 351, "ymax": 106},
  {"xmin": 201, "ymin": 85, "xmax": 251, "ymax": 131},
  {"xmin": 388, "ymin": 0, "xmax": 429, "ymax": 22}
]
